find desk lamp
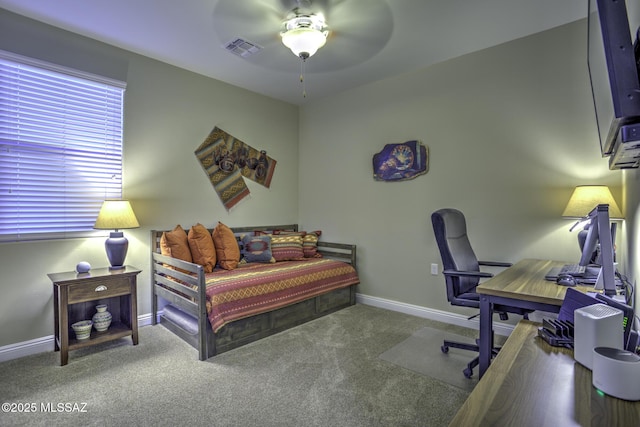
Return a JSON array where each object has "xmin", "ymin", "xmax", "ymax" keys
[{"xmin": 93, "ymin": 200, "xmax": 140, "ymax": 270}]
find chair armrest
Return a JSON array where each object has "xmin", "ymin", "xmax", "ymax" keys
[
  {"xmin": 443, "ymin": 269, "xmax": 493, "ymax": 278},
  {"xmin": 478, "ymin": 261, "xmax": 512, "ymax": 268}
]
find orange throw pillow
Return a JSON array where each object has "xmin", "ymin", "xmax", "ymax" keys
[
  {"xmin": 188, "ymin": 223, "xmax": 216, "ymax": 273},
  {"xmin": 212, "ymin": 222, "xmax": 240, "ymax": 270},
  {"xmin": 160, "ymin": 225, "xmax": 192, "ymax": 263}
]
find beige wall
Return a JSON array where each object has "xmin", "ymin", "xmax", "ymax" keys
[
  {"xmin": 624, "ymin": 172, "xmax": 640, "ymax": 312},
  {"xmin": 0, "ymin": 10, "xmax": 299, "ymax": 347},
  {"xmin": 0, "ymin": 10, "xmax": 634, "ymax": 349},
  {"xmin": 627, "ymin": 0, "xmax": 640, "ymax": 312},
  {"xmin": 298, "ymin": 20, "xmax": 625, "ymax": 316}
]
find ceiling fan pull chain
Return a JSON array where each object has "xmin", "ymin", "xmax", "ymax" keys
[{"xmin": 300, "ymin": 57, "xmax": 307, "ymax": 98}]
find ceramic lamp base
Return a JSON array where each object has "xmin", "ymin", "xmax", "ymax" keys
[{"xmin": 105, "ymin": 231, "xmax": 128, "ymax": 270}]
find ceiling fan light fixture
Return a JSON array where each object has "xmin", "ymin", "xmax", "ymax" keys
[{"xmin": 281, "ymin": 13, "xmax": 328, "ymax": 59}]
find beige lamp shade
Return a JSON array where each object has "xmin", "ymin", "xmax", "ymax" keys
[
  {"xmin": 562, "ymin": 186, "xmax": 623, "ymax": 219},
  {"xmin": 94, "ymin": 200, "xmax": 140, "ymax": 230}
]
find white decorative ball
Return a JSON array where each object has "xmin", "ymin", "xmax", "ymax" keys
[{"xmin": 76, "ymin": 261, "xmax": 91, "ymax": 273}]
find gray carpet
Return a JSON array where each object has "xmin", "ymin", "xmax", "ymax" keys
[
  {"xmin": 379, "ymin": 327, "xmax": 481, "ymax": 392},
  {"xmin": 0, "ymin": 305, "xmax": 477, "ymax": 427}
]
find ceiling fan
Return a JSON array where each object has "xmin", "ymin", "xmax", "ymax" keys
[{"xmin": 211, "ymin": 0, "xmax": 393, "ymax": 74}]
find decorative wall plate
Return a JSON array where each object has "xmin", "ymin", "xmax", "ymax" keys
[{"xmin": 372, "ymin": 140, "xmax": 428, "ymax": 181}]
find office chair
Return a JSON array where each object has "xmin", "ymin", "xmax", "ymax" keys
[{"xmin": 431, "ymin": 208, "xmax": 531, "ymax": 378}]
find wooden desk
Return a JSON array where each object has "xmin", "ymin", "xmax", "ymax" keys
[
  {"xmin": 449, "ymin": 320, "xmax": 640, "ymax": 427},
  {"xmin": 476, "ymin": 259, "xmax": 593, "ymax": 378}
]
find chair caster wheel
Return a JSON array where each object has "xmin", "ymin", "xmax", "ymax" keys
[
  {"xmin": 441, "ymin": 345, "xmax": 449, "ymax": 354},
  {"xmin": 463, "ymin": 368, "xmax": 473, "ymax": 378}
]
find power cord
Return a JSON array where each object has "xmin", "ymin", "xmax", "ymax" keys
[
  {"xmin": 615, "ymin": 271, "xmax": 639, "ymax": 354},
  {"xmin": 614, "ymin": 270, "xmax": 634, "ymax": 306}
]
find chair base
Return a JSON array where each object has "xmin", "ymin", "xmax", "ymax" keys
[{"xmin": 441, "ymin": 339, "xmax": 500, "ymax": 379}]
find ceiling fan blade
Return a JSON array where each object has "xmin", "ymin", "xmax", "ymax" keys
[
  {"xmin": 309, "ymin": 0, "xmax": 393, "ymax": 71},
  {"xmin": 213, "ymin": 0, "xmax": 285, "ymax": 46}
]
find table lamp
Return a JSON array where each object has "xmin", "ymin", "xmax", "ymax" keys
[
  {"xmin": 562, "ymin": 185, "xmax": 623, "ymax": 256},
  {"xmin": 93, "ymin": 200, "xmax": 140, "ymax": 270}
]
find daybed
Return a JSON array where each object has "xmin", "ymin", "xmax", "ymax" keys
[{"xmin": 151, "ymin": 224, "xmax": 359, "ymax": 360}]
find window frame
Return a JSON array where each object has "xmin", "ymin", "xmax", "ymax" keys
[{"xmin": 0, "ymin": 50, "xmax": 127, "ymax": 243}]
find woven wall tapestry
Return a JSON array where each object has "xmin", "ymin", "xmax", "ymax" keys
[
  {"xmin": 195, "ymin": 126, "xmax": 277, "ymax": 210},
  {"xmin": 372, "ymin": 140, "xmax": 428, "ymax": 181}
]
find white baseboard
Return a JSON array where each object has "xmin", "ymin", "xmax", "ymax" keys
[
  {"xmin": 356, "ymin": 293, "xmax": 516, "ymax": 337},
  {"xmin": 0, "ymin": 335, "xmax": 55, "ymax": 364},
  {"xmin": 1, "ymin": 299, "xmax": 516, "ymax": 363},
  {"xmin": 0, "ymin": 312, "xmax": 156, "ymax": 363}
]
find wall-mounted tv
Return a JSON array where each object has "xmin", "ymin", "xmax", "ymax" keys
[{"xmin": 588, "ymin": 0, "xmax": 640, "ymax": 168}]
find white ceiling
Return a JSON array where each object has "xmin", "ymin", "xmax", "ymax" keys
[{"xmin": 0, "ymin": 0, "xmax": 588, "ymax": 105}]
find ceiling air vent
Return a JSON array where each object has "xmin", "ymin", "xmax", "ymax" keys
[{"xmin": 224, "ymin": 38, "xmax": 263, "ymax": 58}]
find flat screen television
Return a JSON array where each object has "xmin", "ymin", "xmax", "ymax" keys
[{"xmin": 588, "ymin": 0, "xmax": 640, "ymax": 159}]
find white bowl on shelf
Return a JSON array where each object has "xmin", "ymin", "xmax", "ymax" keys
[{"xmin": 71, "ymin": 320, "xmax": 93, "ymax": 340}]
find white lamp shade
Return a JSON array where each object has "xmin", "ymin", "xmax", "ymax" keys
[{"xmin": 562, "ymin": 186, "xmax": 623, "ymax": 219}]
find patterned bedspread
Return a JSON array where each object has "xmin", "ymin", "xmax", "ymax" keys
[{"xmin": 204, "ymin": 258, "xmax": 359, "ymax": 332}]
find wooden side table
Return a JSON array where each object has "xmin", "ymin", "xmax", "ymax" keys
[{"xmin": 48, "ymin": 266, "xmax": 141, "ymax": 365}]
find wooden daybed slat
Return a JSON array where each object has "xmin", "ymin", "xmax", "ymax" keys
[{"xmin": 150, "ymin": 224, "xmax": 358, "ymax": 360}]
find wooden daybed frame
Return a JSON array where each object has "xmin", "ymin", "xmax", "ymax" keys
[{"xmin": 150, "ymin": 224, "xmax": 358, "ymax": 360}]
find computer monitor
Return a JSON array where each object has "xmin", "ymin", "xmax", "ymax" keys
[
  {"xmin": 578, "ymin": 221, "xmax": 617, "ymax": 264},
  {"xmin": 579, "ymin": 204, "xmax": 617, "ymax": 296}
]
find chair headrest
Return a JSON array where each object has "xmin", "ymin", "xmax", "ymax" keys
[{"xmin": 432, "ymin": 208, "xmax": 467, "ymax": 239}]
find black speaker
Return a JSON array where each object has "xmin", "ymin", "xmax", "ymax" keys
[{"xmin": 627, "ymin": 330, "xmax": 640, "ymax": 353}]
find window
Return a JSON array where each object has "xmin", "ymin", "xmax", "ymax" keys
[{"xmin": 0, "ymin": 51, "xmax": 126, "ymax": 242}]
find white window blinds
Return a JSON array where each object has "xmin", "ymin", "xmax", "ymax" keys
[{"xmin": 0, "ymin": 51, "xmax": 126, "ymax": 242}]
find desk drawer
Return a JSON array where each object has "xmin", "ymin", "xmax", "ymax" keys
[{"xmin": 67, "ymin": 278, "xmax": 131, "ymax": 303}]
